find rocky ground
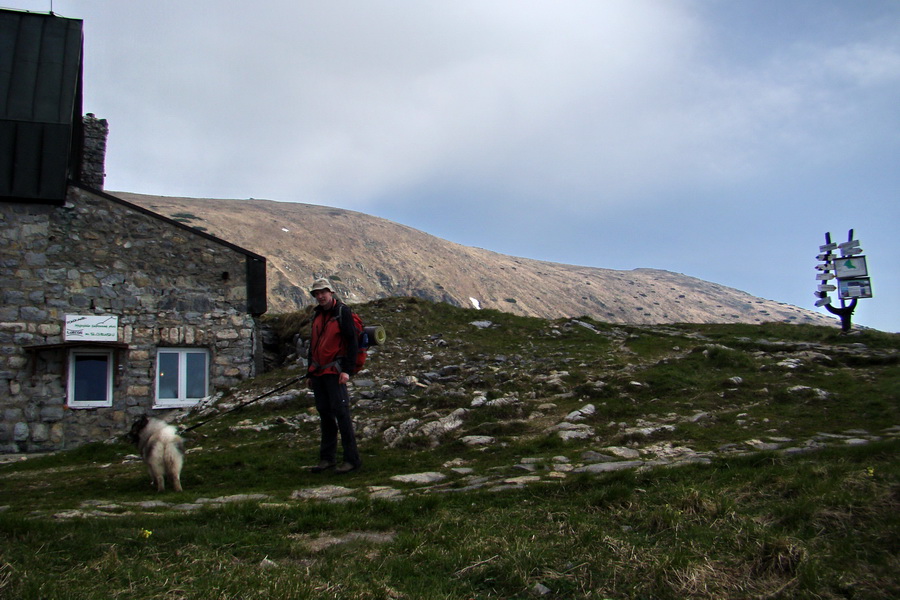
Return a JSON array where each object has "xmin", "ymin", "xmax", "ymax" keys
[{"xmin": 21, "ymin": 307, "xmax": 898, "ymax": 524}]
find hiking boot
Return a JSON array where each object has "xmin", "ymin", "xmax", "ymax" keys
[
  {"xmin": 335, "ymin": 462, "xmax": 361, "ymax": 474},
  {"xmin": 310, "ymin": 460, "xmax": 336, "ymax": 473}
]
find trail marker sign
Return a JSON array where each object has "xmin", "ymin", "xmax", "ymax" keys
[
  {"xmin": 838, "ymin": 277, "xmax": 873, "ymax": 299},
  {"xmin": 834, "ymin": 256, "xmax": 868, "ymax": 279},
  {"xmin": 813, "ymin": 229, "xmax": 873, "ymax": 332}
]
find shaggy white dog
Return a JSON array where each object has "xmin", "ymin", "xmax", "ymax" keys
[{"xmin": 127, "ymin": 416, "xmax": 185, "ymax": 492}]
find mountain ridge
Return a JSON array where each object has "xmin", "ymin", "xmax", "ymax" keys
[{"xmin": 112, "ymin": 191, "xmax": 830, "ymax": 326}]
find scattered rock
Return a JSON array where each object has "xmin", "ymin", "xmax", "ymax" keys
[
  {"xmin": 604, "ymin": 446, "xmax": 640, "ymax": 459},
  {"xmin": 574, "ymin": 460, "xmax": 645, "ymax": 474},
  {"xmin": 533, "ymin": 582, "xmax": 552, "ymax": 595},
  {"xmin": 745, "ymin": 439, "xmax": 781, "ymax": 451},
  {"xmin": 565, "ymin": 404, "xmax": 596, "ymax": 422},
  {"xmin": 787, "ymin": 385, "xmax": 829, "ymax": 400},
  {"xmin": 291, "ymin": 485, "xmax": 354, "ymax": 501},
  {"xmin": 390, "ymin": 472, "xmax": 447, "ymax": 485},
  {"xmin": 460, "ymin": 435, "xmax": 495, "ymax": 447}
]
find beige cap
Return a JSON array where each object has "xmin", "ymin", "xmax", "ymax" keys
[{"xmin": 309, "ymin": 278, "xmax": 334, "ymax": 295}]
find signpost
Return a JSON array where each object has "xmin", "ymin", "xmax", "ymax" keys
[{"xmin": 814, "ymin": 229, "xmax": 873, "ymax": 332}]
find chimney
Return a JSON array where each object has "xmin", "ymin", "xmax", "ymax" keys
[{"xmin": 81, "ymin": 113, "xmax": 109, "ymax": 190}]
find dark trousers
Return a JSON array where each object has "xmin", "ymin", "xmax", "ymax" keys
[{"xmin": 310, "ymin": 374, "xmax": 361, "ymax": 466}]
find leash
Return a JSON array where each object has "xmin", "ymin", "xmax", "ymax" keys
[{"xmin": 180, "ymin": 373, "xmax": 309, "ymax": 433}]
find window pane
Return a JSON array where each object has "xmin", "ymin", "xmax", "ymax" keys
[
  {"xmin": 73, "ymin": 354, "xmax": 109, "ymax": 402},
  {"xmin": 157, "ymin": 352, "xmax": 180, "ymax": 400},
  {"xmin": 185, "ymin": 352, "xmax": 207, "ymax": 399}
]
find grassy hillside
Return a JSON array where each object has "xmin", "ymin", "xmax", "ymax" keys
[{"xmin": 2, "ymin": 298, "xmax": 898, "ymax": 599}]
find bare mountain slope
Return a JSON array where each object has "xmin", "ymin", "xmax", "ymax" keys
[{"xmin": 113, "ymin": 192, "xmax": 828, "ymax": 325}]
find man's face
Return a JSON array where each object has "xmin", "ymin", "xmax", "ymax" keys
[{"xmin": 312, "ymin": 288, "xmax": 334, "ymax": 308}]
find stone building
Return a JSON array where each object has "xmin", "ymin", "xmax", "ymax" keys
[{"xmin": 0, "ymin": 9, "xmax": 268, "ymax": 452}]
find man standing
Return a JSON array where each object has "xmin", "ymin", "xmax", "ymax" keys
[{"xmin": 306, "ymin": 278, "xmax": 362, "ymax": 474}]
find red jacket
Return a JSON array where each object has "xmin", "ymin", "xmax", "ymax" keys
[{"xmin": 308, "ymin": 301, "xmax": 358, "ymax": 376}]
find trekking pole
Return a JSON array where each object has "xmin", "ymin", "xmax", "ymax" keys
[{"xmin": 181, "ymin": 373, "xmax": 309, "ymax": 433}]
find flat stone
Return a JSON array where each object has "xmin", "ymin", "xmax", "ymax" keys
[
  {"xmin": 368, "ymin": 486, "xmax": 404, "ymax": 500},
  {"xmin": 503, "ymin": 475, "xmax": 541, "ymax": 485},
  {"xmin": 573, "ymin": 460, "xmax": 644, "ymax": 473},
  {"xmin": 327, "ymin": 496, "xmax": 358, "ymax": 504},
  {"xmin": 746, "ymin": 440, "xmax": 781, "ymax": 451},
  {"xmin": 196, "ymin": 493, "xmax": 270, "ymax": 504},
  {"xmin": 844, "ymin": 438, "xmax": 869, "ymax": 446},
  {"xmin": 125, "ymin": 500, "xmax": 171, "ymax": 509},
  {"xmin": 291, "ymin": 485, "xmax": 354, "ymax": 500},
  {"xmin": 390, "ymin": 472, "xmax": 447, "ymax": 484},
  {"xmin": 581, "ymin": 451, "xmax": 618, "ymax": 463},
  {"xmin": 460, "ymin": 435, "xmax": 495, "ymax": 446},
  {"xmin": 665, "ymin": 457, "xmax": 712, "ymax": 467},
  {"xmin": 622, "ymin": 424, "xmax": 675, "ymax": 437},
  {"xmin": 604, "ymin": 446, "xmax": 640, "ymax": 459},
  {"xmin": 558, "ymin": 429, "xmax": 593, "ymax": 441}
]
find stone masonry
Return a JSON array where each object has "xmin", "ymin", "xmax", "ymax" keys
[
  {"xmin": 0, "ymin": 186, "xmax": 265, "ymax": 452},
  {"xmin": 80, "ymin": 114, "xmax": 108, "ymax": 190}
]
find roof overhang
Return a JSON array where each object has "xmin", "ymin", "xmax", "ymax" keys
[{"xmin": 0, "ymin": 9, "xmax": 84, "ymax": 204}]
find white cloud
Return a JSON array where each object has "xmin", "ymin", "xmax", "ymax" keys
[
  {"xmin": 90, "ymin": 1, "xmax": 705, "ymax": 204},
  {"xmin": 14, "ymin": 0, "xmax": 895, "ymax": 331}
]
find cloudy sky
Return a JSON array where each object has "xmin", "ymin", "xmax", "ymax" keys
[{"xmin": 10, "ymin": 0, "xmax": 899, "ymax": 331}]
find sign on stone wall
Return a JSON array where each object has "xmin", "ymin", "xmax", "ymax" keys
[{"xmin": 64, "ymin": 315, "xmax": 119, "ymax": 341}]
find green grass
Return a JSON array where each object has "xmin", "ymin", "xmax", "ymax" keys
[
  {"xmin": 2, "ymin": 442, "xmax": 897, "ymax": 599},
  {"xmin": 2, "ymin": 298, "xmax": 899, "ymax": 599}
]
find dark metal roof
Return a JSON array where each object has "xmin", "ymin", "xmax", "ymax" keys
[{"xmin": 0, "ymin": 9, "xmax": 84, "ymax": 204}]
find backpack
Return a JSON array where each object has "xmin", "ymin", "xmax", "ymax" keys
[{"xmin": 339, "ymin": 304, "xmax": 370, "ymax": 373}]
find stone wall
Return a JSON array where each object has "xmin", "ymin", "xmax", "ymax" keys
[
  {"xmin": 80, "ymin": 114, "xmax": 108, "ymax": 190},
  {"xmin": 0, "ymin": 186, "xmax": 264, "ymax": 452}
]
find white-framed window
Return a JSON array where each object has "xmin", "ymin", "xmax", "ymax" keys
[
  {"xmin": 67, "ymin": 349, "xmax": 114, "ymax": 408},
  {"xmin": 155, "ymin": 348, "xmax": 209, "ymax": 408}
]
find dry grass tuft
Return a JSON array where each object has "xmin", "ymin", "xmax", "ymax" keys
[{"xmin": 751, "ymin": 537, "xmax": 807, "ymax": 577}]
